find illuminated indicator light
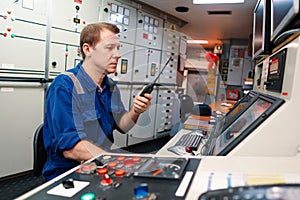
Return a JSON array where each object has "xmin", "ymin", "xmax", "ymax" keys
[
  {"xmin": 133, "ymin": 157, "xmax": 141, "ymax": 162},
  {"xmin": 116, "ymin": 156, "xmax": 125, "ymax": 161},
  {"xmin": 143, "ymin": 33, "xmax": 148, "ymax": 39},
  {"xmin": 7, "ymin": 10, "xmax": 12, "ymax": 15},
  {"xmin": 108, "ymin": 161, "xmax": 117, "ymax": 168},
  {"xmin": 282, "ymin": 92, "xmax": 288, "ymax": 96},
  {"xmin": 73, "ymin": 17, "xmax": 80, "ymax": 23},
  {"xmin": 83, "ymin": 21, "xmax": 86, "ymax": 24},
  {"xmin": 7, "ymin": 27, "xmax": 12, "ymax": 32},
  {"xmin": 134, "ymin": 183, "xmax": 149, "ymax": 199},
  {"xmin": 10, "ymin": 33, "xmax": 15, "ymax": 38},
  {"xmin": 3, "ymin": 15, "xmax": 8, "ymax": 19},
  {"xmin": 65, "ymin": 52, "xmax": 69, "ymax": 56},
  {"xmin": 3, "ymin": 32, "xmax": 8, "ymax": 37},
  {"xmin": 101, "ymin": 174, "xmax": 113, "ymax": 185},
  {"xmin": 80, "ymin": 192, "xmax": 95, "ymax": 200},
  {"xmin": 11, "ymin": 17, "xmax": 15, "ymax": 21},
  {"xmin": 97, "ymin": 168, "xmax": 108, "ymax": 175},
  {"xmin": 124, "ymin": 158, "xmax": 134, "ymax": 167},
  {"xmin": 65, "ymin": 47, "xmax": 69, "ymax": 51},
  {"xmin": 115, "ymin": 169, "xmax": 126, "ymax": 177}
]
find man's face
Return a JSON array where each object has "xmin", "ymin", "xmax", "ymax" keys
[{"xmin": 91, "ymin": 29, "xmax": 121, "ymax": 74}]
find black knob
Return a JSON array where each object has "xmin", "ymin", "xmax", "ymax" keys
[
  {"xmin": 75, "ymin": 5, "xmax": 80, "ymax": 11},
  {"xmin": 104, "ymin": 8, "xmax": 109, "ymax": 13},
  {"xmin": 51, "ymin": 61, "xmax": 57, "ymax": 68}
]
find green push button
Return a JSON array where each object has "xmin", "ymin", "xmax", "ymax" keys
[{"xmin": 81, "ymin": 192, "xmax": 95, "ymax": 200}]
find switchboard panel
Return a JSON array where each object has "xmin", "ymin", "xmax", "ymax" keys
[
  {"xmin": 0, "ymin": 0, "xmax": 47, "ymax": 73},
  {"xmin": 135, "ymin": 11, "xmax": 164, "ymax": 49},
  {"xmin": 49, "ymin": 0, "xmax": 99, "ymax": 74},
  {"xmin": 109, "ymin": 42, "xmax": 134, "ymax": 82},
  {"xmin": 133, "ymin": 46, "xmax": 161, "ymax": 83},
  {"xmin": 154, "ymin": 86, "xmax": 176, "ymax": 137},
  {"xmin": 99, "ymin": 0, "xmax": 137, "ymax": 44}
]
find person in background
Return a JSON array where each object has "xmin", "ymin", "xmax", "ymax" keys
[{"xmin": 43, "ymin": 22, "xmax": 152, "ymax": 181}]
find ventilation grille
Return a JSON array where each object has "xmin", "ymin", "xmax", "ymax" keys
[{"xmin": 207, "ymin": 10, "xmax": 232, "ymax": 15}]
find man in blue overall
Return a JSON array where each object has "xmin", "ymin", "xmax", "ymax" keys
[{"xmin": 43, "ymin": 22, "xmax": 152, "ymax": 181}]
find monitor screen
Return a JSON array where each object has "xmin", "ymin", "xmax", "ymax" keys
[
  {"xmin": 200, "ymin": 91, "xmax": 258, "ymax": 156},
  {"xmin": 271, "ymin": 0, "xmax": 297, "ymax": 41},
  {"xmin": 253, "ymin": 0, "xmax": 271, "ymax": 59},
  {"xmin": 211, "ymin": 93, "xmax": 284, "ymax": 156},
  {"xmin": 222, "ymin": 91, "xmax": 258, "ymax": 131}
]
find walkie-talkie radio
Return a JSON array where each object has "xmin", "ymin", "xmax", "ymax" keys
[{"xmin": 140, "ymin": 57, "xmax": 172, "ymax": 97}]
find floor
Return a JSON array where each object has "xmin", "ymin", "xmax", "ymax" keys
[{"xmin": 0, "ymin": 136, "xmax": 171, "ymax": 200}]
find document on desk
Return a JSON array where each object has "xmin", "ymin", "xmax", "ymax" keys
[
  {"xmin": 47, "ymin": 180, "xmax": 90, "ymax": 197},
  {"xmin": 184, "ymin": 118, "xmax": 213, "ymax": 130},
  {"xmin": 195, "ymin": 171, "xmax": 300, "ymax": 195}
]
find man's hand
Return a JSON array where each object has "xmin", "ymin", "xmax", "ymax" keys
[{"xmin": 133, "ymin": 93, "xmax": 152, "ymax": 114}]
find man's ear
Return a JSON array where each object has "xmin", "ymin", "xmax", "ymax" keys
[{"xmin": 82, "ymin": 43, "xmax": 91, "ymax": 57}]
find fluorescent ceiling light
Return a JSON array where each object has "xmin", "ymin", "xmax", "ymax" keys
[
  {"xmin": 187, "ymin": 40, "xmax": 208, "ymax": 44},
  {"xmin": 193, "ymin": 0, "xmax": 244, "ymax": 4}
]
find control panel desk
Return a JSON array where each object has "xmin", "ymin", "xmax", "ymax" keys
[{"xmin": 17, "ymin": 155, "xmax": 300, "ymax": 200}]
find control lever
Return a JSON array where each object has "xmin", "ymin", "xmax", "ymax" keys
[{"xmin": 140, "ymin": 57, "xmax": 172, "ymax": 97}]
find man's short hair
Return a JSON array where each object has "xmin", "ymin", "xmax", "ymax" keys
[{"xmin": 80, "ymin": 22, "xmax": 120, "ymax": 60}]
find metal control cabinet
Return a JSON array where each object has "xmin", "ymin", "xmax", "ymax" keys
[
  {"xmin": 160, "ymin": 27, "xmax": 180, "ymax": 84},
  {"xmin": 112, "ymin": 84, "xmax": 132, "ymax": 148},
  {"xmin": 127, "ymin": 85, "xmax": 158, "ymax": 146},
  {"xmin": 154, "ymin": 87, "xmax": 176, "ymax": 137},
  {"xmin": 98, "ymin": 0, "xmax": 184, "ymax": 147},
  {"xmin": 133, "ymin": 46, "xmax": 161, "ymax": 83}
]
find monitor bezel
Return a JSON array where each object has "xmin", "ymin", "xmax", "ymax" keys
[
  {"xmin": 271, "ymin": 0, "xmax": 299, "ymax": 42},
  {"xmin": 210, "ymin": 92, "xmax": 285, "ymax": 156},
  {"xmin": 222, "ymin": 90, "xmax": 259, "ymax": 132},
  {"xmin": 252, "ymin": 0, "xmax": 272, "ymax": 59}
]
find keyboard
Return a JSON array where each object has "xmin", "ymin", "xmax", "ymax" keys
[{"xmin": 175, "ymin": 134, "xmax": 203, "ymax": 150}]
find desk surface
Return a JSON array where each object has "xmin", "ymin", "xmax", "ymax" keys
[{"xmin": 209, "ymin": 100, "xmax": 236, "ymax": 113}]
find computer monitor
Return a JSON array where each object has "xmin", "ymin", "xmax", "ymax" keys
[
  {"xmin": 200, "ymin": 91, "xmax": 259, "ymax": 155},
  {"xmin": 271, "ymin": 0, "xmax": 300, "ymax": 43},
  {"xmin": 210, "ymin": 93, "xmax": 284, "ymax": 156},
  {"xmin": 252, "ymin": 0, "xmax": 272, "ymax": 59},
  {"xmin": 221, "ymin": 91, "xmax": 259, "ymax": 131}
]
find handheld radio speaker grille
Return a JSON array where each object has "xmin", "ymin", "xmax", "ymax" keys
[{"xmin": 140, "ymin": 57, "xmax": 172, "ymax": 97}]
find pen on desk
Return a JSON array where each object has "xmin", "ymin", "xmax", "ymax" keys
[{"xmin": 153, "ymin": 168, "xmax": 163, "ymax": 176}]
